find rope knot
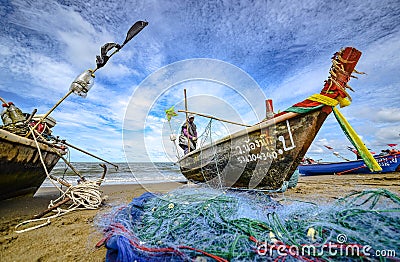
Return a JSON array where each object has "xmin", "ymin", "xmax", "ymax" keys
[{"xmin": 63, "ymin": 181, "xmax": 103, "ymax": 209}]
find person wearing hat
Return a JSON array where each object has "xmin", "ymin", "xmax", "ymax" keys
[{"xmin": 179, "ymin": 114, "xmax": 197, "ymax": 154}]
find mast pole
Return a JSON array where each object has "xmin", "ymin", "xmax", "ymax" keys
[
  {"xmin": 25, "ymin": 90, "xmax": 74, "ymax": 138},
  {"xmin": 184, "ymin": 89, "xmax": 190, "ymax": 153},
  {"xmin": 177, "ymin": 110, "xmax": 251, "ymax": 127}
]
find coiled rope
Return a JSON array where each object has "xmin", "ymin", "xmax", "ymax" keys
[{"xmin": 15, "ymin": 127, "xmax": 104, "ymax": 233}]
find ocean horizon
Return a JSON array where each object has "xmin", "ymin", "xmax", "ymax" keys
[{"xmin": 41, "ymin": 161, "xmax": 187, "ymax": 188}]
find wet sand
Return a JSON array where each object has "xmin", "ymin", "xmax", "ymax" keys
[{"xmin": 1, "ymin": 173, "xmax": 399, "ymax": 261}]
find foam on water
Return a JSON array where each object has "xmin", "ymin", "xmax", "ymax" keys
[{"xmin": 41, "ymin": 162, "xmax": 186, "ymax": 187}]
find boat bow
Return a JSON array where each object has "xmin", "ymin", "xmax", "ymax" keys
[{"xmin": 178, "ymin": 47, "xmax": 374, "ymax": 190}]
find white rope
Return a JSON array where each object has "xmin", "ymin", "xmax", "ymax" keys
[
  {"xmin": 29, "ymin": 126, "xmax": 63, "ymax": 191},
  {"xmin": 59, "ymin": 181, "xmax": 103, "ymax": 211},
  {"xmin": 15, "ymin": 180, "xmax": 103, "ymax": 233},
  {"xmin": 16, "ymin": 128, "xmax": 104, "ymax": 233},
  {"xmin": 49, "ymin": 181, "xmax": 103, "ymax": 211},
  {"xmin": 168, "ymin": 120, "xmax": 181, "ymax": 159}
]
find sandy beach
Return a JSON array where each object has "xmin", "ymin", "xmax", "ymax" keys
[{"xmin": 1, "ymin": 172, "xmax": 399, "ymax": 261}]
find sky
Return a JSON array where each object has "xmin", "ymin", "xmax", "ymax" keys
[{"xmin": 0, "ymin": 0, "xmax": 399, "ymax": 163}]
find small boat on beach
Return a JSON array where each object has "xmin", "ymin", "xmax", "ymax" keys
[
  {"xmin": 0, "ymin": 21, "xmax": 147, "ymax": 201},
  {"xmin": 0, "ymin": 127, "xmax": 65, "ymax": 200},
  {"xmin": 298, "ymin": 152, "xmax": 400, "ymax": 176},
  {"xmin": 178, "ymin": 47, "xmax": 380, "ymax": 190},
  {"xmin": 0, "ymin": 99, "xmax": 67, "ymax": 200}
]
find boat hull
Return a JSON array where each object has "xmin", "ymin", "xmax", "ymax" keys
[
  {"xmin": 179, "ymin": 108, "xmax": 330, "ymax": 190},
  {"xmin": 298, "ymin": 153, "xmax": 400, "ymax": 176},
  {"xmin": 0, "ymin": 129, "xmax": 63, "ymax": 200}
]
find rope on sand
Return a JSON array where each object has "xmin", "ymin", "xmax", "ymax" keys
[
  {"xmin": 15, "ymin": 127, "xmax": 104, "ymax": 233},
  {"xmin": 15, "ymin": 180, "xmax": 103, "ymax": 233}
]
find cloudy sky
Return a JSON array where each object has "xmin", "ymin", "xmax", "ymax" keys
[{"xmin": 1, "ymin": 0, "xmax": 399, "ymax": 162}]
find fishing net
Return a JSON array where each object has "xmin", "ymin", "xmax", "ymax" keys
[
  {"xmin": 197, "ymin": 119, "xmax": 225, "ymax": 188},
  {"xmin": 173, "ymin": 118, "xmax": 294, "ymax": 192},
  {"xmin": 96, "ymin": 187, "xmax": 400, "ymax": 261}
]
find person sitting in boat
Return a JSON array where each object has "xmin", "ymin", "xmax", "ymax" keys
[
  {"xmin": 389, "ymin": 148, "xmax": 399, "ymax": 154},
  {"xmin": 380, "ymin": 149, "xmax": 390, "ymax": 156},
  {"xmin": 302, "ymin": 157, "xmax": 316, "ymax": 165},
  {"xmin": 179, "ymin": 114, "xmax": 197, "ymax": 154}
]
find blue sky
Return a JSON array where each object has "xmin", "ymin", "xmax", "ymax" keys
[{"xmin": 1, "ymin": 0, "xmax": 399, "ymax": 162}]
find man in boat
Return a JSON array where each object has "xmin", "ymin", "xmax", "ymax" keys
[{"xmin": 179, "ymin": 114, "xmax": 197, "ymax": 154}]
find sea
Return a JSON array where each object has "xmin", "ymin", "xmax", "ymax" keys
[{"xmin": 41, "ymin": 162, "xmax": 187, "ymax": 187}]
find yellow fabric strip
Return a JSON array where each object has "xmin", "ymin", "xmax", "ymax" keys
[
  {"xmin": 305, "ymin": 93, "xmax": 382, "ymax": 172},
  {"xmin": 308, "ymin": 94, "xmax": 339, "ymax": 106},
  {"xmin": 337, "ymin": 96, "xmax": 351, "ymax": 107},
  {"xmin": 333, "ymin": 107, "xmax": 382, "ymax": 172}
]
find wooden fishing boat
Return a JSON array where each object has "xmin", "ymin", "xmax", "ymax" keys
[
  {"xmin": 0, "ymin": 128, "xmax": 65, "ymax": 200},
  {"xmin": 298, "ymin": 152, "xmax": 400, "ymax": 176},
  {"xmin": 0, "ymin": 21, "xmax": 147, "ymax": 201},
  {"xmin": 178, "ymin": 47, "xmax": 366, "ymax": 190}
]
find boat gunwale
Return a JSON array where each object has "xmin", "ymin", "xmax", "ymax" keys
[
  {"xmin": 0, "ymin": 128, "xmax": 63, "ymax": 154},
  {"xmin": 178, "ymin": 111, "xmax": 300, "ymax": 162}
]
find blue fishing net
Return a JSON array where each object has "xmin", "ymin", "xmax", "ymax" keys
[{"xmin": 96, "ymin": 187, "xmax": 400, "ymax": 261}]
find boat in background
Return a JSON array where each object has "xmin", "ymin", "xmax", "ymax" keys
[
  {"xmin": 298, "ymin": 152, "xmax": 400, "ymax": 176},
  {"xmin": 178, "ymin": 47, "xmax": 368, "ymax": 190}
]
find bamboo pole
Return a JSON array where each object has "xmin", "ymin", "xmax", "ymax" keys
[
  {"xmin": 177, "ymin": 110, "xmax": 252, "ymax": 127},
  {"xmin": 184, "ymin": 89, "xmax": 190, "ymax": 153},
  {"xmin": 58, "ymin": 154, "xmax": 85, "ymax": 181},
  {"xmin": 24, "ymin": 22, "xmax": 148, "ymax": 139},
  {"xmin": 25, "ymin": 89, "xmax": 74, "ymax": 137},
  {"xmin": 60, "ymin": 140, "xmax": 119, "ymax": 170},
  {"xmin": 0, "ymin": 97, "xmax": 7, "ymax": 104}
]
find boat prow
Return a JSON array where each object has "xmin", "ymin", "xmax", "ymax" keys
[{"xmin": 0, "ymin": 129, "xmax": 65, "ymax": 200}]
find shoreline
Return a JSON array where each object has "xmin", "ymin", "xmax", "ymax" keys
[
  {"xmin": 39, "ymin": 179, "xmax": 188, "ymax": 188},
  {"xmin": 1, "ymin": 172, "xmax": 399, "ymax": 261}
]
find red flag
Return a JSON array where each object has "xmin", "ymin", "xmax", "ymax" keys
[{"xmin": 388, "ymin": 144, "xmax": 397, "ymax": 147}]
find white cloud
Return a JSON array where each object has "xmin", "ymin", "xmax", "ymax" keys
[
  {"xmin": 268, "ymin": 61, "xmax": 330, "ymax": 110},
  {"xmin": 1, "ymin": 0, "xmax": 399, "ymax": 162},
  {"xmin": 357, "ymin": 108, "xmax": 400, "ymax": 123},
  {"xmin": 372, "ymin": 125, "xmax": 400, "ymax": 145}
]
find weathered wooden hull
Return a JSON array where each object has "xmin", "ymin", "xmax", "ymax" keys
[
  {"xmin": 179, "ymin": 107, "xmax": 331, "ymax": 190},
  {"xmin": 0, "ymin": 129, "xmax": 63, "ymax": 200}
]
